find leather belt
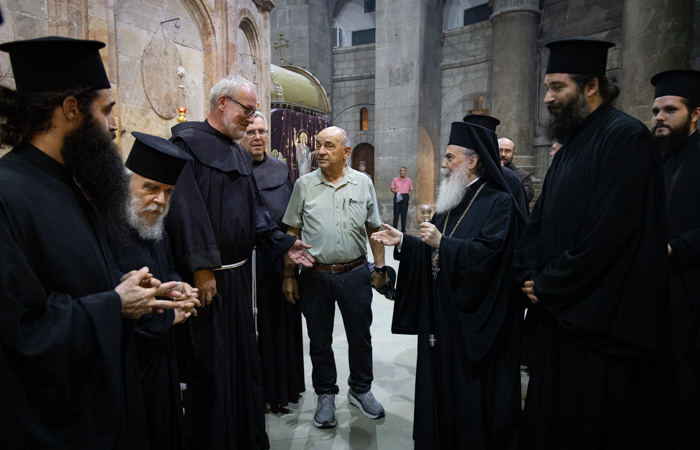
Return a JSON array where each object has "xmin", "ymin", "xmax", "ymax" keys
[{"xmin": 314, "ymin": 256, "xmax": 366, "ymax": 274}]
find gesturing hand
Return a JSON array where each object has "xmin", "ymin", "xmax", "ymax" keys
[
  {"xmin": 287, "ymin": 240, "xmax": 314, "ymax": 268},
  {"xmin": 370, "ymin": 223, "xmax": 402, "ymax": 246}
]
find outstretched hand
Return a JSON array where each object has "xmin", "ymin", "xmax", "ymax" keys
[
  {"xmin": 370, "ymin": 223, "xmax": 402, "ymax": 246},
  {"xmin": 287, "ymin": 240, "xmax": 314, "ymax": 268}
]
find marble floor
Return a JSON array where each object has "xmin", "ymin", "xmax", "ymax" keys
[{"xmin": 265, "ymin": 256, "xmax": 420, "ymax": 450}]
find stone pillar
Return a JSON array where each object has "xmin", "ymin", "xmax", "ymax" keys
[
  {"xmin": 374, "ymin": 0, "xmax": 442, "ymax": 228},
  {"xmin": 489, "ymin": 0, "xmax": 540, "ymax": 177},
  {"xmin": 619, "ymin": 0, "xmax": 693, "ymax": 126},
  {"xmin": 270, "ymin": 0, "xmax": 332, "ymax": 95}
]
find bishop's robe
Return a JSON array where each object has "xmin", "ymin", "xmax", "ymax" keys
[
  {"xmin": 663, "ymin": 130, "xmax": 700, "ymax": 449},
  {"xmin": 393, "ymin": 177, "xmax": 522, "ymax": 450},
  {"xmin": 514, "ymin": 103, "xmax": 668, "ymax": 450},
  {"xmin": 107, "ymin": 227, "xmax": 187, "ymax": 450},
  {"xmin": 252, "ymin": 153, "xmax": 305, "ymax": 412},
  {"xmin": 0, "ymin": 145, "xmax": 148, "ymax": 449},
  {"xmin": 166, "ymin": 121, "xmax": 294, "ymax": 450}
]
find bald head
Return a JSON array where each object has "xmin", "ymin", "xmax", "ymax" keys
[{"xmin": 498, "ymin": 137, "xmax": 515, "ymax": 166}]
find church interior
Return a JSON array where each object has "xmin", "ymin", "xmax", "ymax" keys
[{"xmin": 0, "ymin": 0, "xmax": 697, "ymax": 448}]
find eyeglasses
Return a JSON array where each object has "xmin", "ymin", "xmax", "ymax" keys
[
  {"xmin": 225, "ymin": 96, "xmax": 256, "ymax": 117},
  {"xmin": 245, "ymin": 129, "xmax": 268, "ymax": 138}
]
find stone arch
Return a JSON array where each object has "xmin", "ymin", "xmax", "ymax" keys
[
  {"xmin": 237, "ymin": 10, "xmax": 261, "ymax": 92},
  {"xmin": 179, "ymin": 0, "xmax": 218, "ymax": 111},
  {"xmin": 352, "ymin": 143, "xmax": 375, "ymax": 181}
]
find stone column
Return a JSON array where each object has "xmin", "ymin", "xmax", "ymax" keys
[
  {"xmin": 373, "ymin": 0, "xmax": 442, "ymax": 228},
  {"xmin": 489, "ymin": 0, "xmax": 540, "ymax": 177},
  {"xmin": 619, "ymin": 0, "xmax": 693, "ymax": 126},
  {"xmin": 270, "ymin": 0, "xmax": 332, "ymax": 94}
]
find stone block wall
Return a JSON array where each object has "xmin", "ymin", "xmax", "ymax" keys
[{"xmin": 333, "ymin": 43, "xmax": 376, "ymax": 165}]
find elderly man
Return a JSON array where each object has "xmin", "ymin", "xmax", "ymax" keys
[
  {"xmin": 650, "ymin": 69, "xmax": 700, "ymax": 449},
  {"xmin": 282, "ymin": 126, "xmax": 388, "ymax": 429},
  {"xmin": 0, "ymin": 37, "xmax": 183, "ymax": 449},
  {"xmin": 372, "ymin": 117, "xmax": 522, "ymax": 450},
  {"xmin": 514, "ymin": 37, "xmax": 667, "ymax": 449},
  {"xmin": 237, "ymin": 111, "xmax": 305, "ymax": 413},
  {"xmin": 498, "ymin": 137, "xmax": 534, "ymax": 208},
  {"xmin": 108, "ymin": 132, "xmax": 200, "ymax": 450},
  {"xmin": 165, "ymin": 75, "xmax": 313, "ymax": 450}
]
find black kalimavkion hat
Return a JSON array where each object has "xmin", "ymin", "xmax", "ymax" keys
[
  {"xmin": 0, "ymin": 36, "xmax": 111, "ymax": 94},
  {"xmin": 651, "ymin": 69, "xmax": 700, "ymax": 103},
  {"xmin": 126, "ymin": 132, "xmax": 193, "ymax": 186},
  {"xmin": 545, "ymin": 36, "xmax": 614, "ymax": 77}
]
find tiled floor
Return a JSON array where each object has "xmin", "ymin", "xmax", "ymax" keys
[{"xmin": 265, "ymin": 256, "xmax": 419, "ymax": 449}]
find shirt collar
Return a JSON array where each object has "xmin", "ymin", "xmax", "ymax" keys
[{"xmin": 314, "ymin": 164, "xmax": 358, "ymax": 187}]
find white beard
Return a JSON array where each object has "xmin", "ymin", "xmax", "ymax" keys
[
  {"xmin": 127, "ymin": 195, "xmax": 169, "ymax": 241},
  {"xmin": 435, "ymin": 164, "xmax": 471, "ymax": 214}
]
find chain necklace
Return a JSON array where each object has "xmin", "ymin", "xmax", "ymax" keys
[{"xmin": 432, "ymin": 182, "xmax": 486, "ymax": 280}]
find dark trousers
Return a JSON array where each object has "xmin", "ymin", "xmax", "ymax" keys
[
  {"xmin": 298, "ymin": 263, "xmax": 374, "ymax": 395},
  {"xmin": 393, "ymin": 194, "xmax": 409, "ymax": 232}
]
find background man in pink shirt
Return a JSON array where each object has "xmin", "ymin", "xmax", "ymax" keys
[{"xmin": 390, "ymin": 166, "xmax": 413, "ymax": 232}]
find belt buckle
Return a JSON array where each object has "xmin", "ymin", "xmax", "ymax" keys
[{"xmin": 331, "ymin": 264, "xmax": 343, "ymax": 274}]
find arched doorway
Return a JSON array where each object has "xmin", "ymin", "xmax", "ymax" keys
[{"xmin": 352, "ymin": 143, "xmax": 374, "ymax": 181}]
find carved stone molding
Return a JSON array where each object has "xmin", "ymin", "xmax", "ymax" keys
[
  {"xmin": 489, "ymin": 0, "xmax": 540, "ymax": 19},
  {"xmin": 252, "ymin": 0, "xmax": 275, "ymax": 13}
]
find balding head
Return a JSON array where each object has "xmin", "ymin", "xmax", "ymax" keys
[{"xmin": 498, "ymin": 137, "xmax": 515, "ymax": 166}]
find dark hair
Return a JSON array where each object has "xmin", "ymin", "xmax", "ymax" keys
[
  {"xmin": 570, "ymin": 74, "xmax": 621, "ymax": 104},
  {"xmin": 0, "ymin": 85, "xmax": 98, "ymax": 148},
  {"xmin": 680, "ymin": 97, "xmax": 700, "ymax": 115}
]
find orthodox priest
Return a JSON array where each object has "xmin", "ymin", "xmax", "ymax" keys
[
  {"xmin": 237, "ymin": 111, "xmax": 305, "ymax": 413},
  {"xmin": 0, "ymin": 37, "xmax": 182, "ymax": 449},
  {"xmin": 165, "ymin": 75, "xmax": 314, "ymax": 450},
  {"xmin": 108, "ymin": 132, "xmax": 200, "ymax": 450},
  {"xmin": 514, "ymin": 37, "xmax": 668, "ymax": 450},
  {"xmin": 371, "ymin": 117, "xmax": 523, "ymax": 450},
  {"xmin": 651, "ymin": 69, "xmax": 700, "ymax": 450}
]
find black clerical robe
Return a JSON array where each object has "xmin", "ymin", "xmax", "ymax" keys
[
  {"xmin": 0, "ymin": 145, "xmax": 148, "ymax": 449},
  {"xmin": 514, "ymin": 103, "xmax": 668, "ymax": 450},
  {"xmin": 663, "ymin": 130, "xmax": 700, "ymax": 449},
  {"xmin": 393, "ymin": 178, "xmax": 521, "ymax": 450},
  {"xmin": 107, "ymin": 228, "xmax": 187, "ymax": 450},
  {"xmin": 252, "ymin": 153, "xmax": 305, "ymax": 413},
  {"xmin": 166, "ymin": 121, "xmax": 295, "ymax": 450},
  {"xmin": 502, "ymin": 165, "xmax": 528, "ymax": 217}
]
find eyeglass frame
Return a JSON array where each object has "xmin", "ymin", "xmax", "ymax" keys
[
  {"xmin": 244, "ymin": 129, "xmax": 268, "ymax": 138},
  {"xmin": 225, "ymin": 95, "xmax": 256, "ymax": 117}
]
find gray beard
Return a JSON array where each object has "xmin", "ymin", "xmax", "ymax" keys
[
  {"xmin": 127, "ymin": 195, "xmax": 169, "ymax": 241},
  {"xmin": 435, "ymin": 165, "xmax": 470, "ymax": 214}
]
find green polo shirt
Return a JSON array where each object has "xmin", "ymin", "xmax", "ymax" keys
[{"xmin": 283, "ymin": 166, "xmax": 381, "ymax": 265}]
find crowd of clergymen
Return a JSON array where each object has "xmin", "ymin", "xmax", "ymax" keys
[{"xmin": 0, "ymin": 33, "xmax": 699, "ymax": 450}]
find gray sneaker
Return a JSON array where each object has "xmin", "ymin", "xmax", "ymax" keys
[
  {"xmin": 313, "ymin": 394, "xmax": 337, "ymax": 428},
  {"xmin": 348, "ymin": 388, "xmax": 385, "ymax": 419}
]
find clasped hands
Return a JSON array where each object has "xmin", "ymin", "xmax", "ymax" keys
[{"xmin": 118, "ymin": 267, "xmax": 200, "ymax": 321}]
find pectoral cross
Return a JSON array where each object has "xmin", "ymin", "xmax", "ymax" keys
[
  {"xmin": 273, "ymin": 34, "xmax": 289, "ymax": 65},
  {"xmin": 429, "ymin": 334, "xmax": 437, "ymax": 347}
]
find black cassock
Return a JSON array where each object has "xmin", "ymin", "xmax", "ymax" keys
[
  {"xmin": 107, "ymin": 228, "xmax": 187, "ymax": 450},
  {"xmin": 393, "ymin": 178, "xmax": 522, "ymax": 450},
  {"xmin": 663, "ymin": 130, "xmax": 700, "ymax": 449},
  {"xmin": 252, "ymin": 153, "xmax": 306, "ymax": 412},
  {"xmin": 166, "ymin": 121, "xmax": 294, "ymax": 450},
  {"xmin": 514, "ymin": 103, "xmax": 668, "ymax": 450},
  {"xmin": 0, "ymin": 145, "xmax": 148, "ymax": 449}
]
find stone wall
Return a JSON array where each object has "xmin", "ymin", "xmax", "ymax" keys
[
  {"xmin": 332, "ymin": 43, "xmax": 376, "ymax": 166},
  {"xmin": 440, "ymin": 21, "xmax": 492, "ymax": 154},
  {"xmin": 270, "ymin": 0, "xmax": 333, "ymax": 96},
  {"xmin": 0, "ymin": 0, "xmax": 274, "ymax": 159}
]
